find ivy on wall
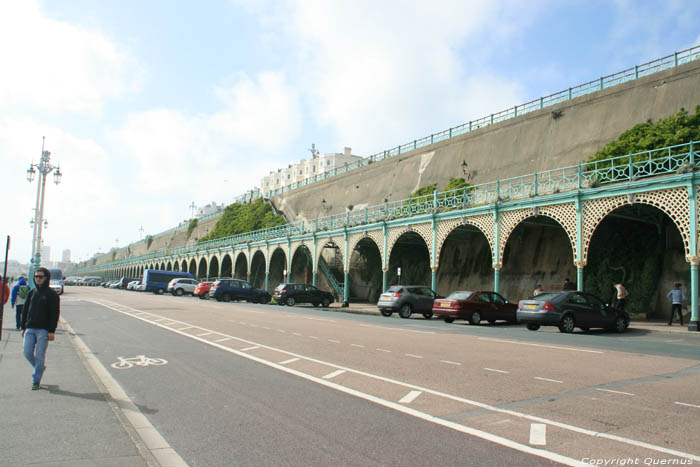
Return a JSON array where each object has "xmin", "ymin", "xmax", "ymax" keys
[
  {"xmin": 186, "ymin": 218, "xmax": 198, "ymax": 240},
  {"xmin": 199, "ymin": 199, "xmax": 286, "ymax": 242}
]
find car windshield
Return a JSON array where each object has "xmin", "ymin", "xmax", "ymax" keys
[
  {"xmin": 385, "ymin": 286, "xmax": 401, "ymax": 293},
  {"xmin": 446, "ymin": 291, "xmax": 473, "ymax": 300},
  {"xmin": 530, "ymin": 292, "xmax": 561, "ymax": 301}
]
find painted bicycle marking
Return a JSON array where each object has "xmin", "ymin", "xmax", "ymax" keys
[{"xmin": 111, "ymin": 355, "xmax": 168, "ymax": 369}]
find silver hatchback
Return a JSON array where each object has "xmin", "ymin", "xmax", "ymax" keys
[
  {"xmin": 377, "ymin": 285, "xmax": 440, "ymax": 319},
  {"xmin": 168, "ymin": 278, "xmax": 200, "ymax": 296}
]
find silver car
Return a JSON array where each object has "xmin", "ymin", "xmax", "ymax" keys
[
  {"xmin": 377, "ymin": 285, "xmax": 440, "ymax": 319},
  {"xmin": 168, "ymin": 278, "xmax": 200, "ymax": 296}
]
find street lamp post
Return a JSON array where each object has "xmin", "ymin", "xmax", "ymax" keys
[{"xmin": 27, "ymin": 137, "xmax": 62, "ymax": 288}]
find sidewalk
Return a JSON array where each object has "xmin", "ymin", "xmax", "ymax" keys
[{"xmin": 0, "ymin": 320, "xmax": 149, "ymax": 467}]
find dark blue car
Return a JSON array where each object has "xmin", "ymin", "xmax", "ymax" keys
[{"xmin": 209, "ymin": 278, "xmax": 271, "ymax": 304}]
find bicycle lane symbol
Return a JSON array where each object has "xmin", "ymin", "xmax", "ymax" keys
[{"xmin": 111, "ymin": 355, "xmax": 168, "ymax": 369}]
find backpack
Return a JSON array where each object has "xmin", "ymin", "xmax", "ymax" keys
[{"xmin": 18, "ymin": 285, "xmax": 29, "ymax": 299}]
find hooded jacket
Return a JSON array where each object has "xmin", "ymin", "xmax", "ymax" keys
[
  {"xmin": 21, "ymin": 271, "xmax": 60, "ymax": 333},
  {"xmin": 11, "ymin": 277, "xmax": 29, "ymax": 307}
]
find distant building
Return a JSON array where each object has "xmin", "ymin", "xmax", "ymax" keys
[
  {"xmin": 62, "ymin": 249, "xmax": 71, "ymax": 263},
  {"xmin": 196, "ymin": 202, "xmax": 225, "ymax": 218},
  {"xmin": 261, "ymin": 147, "xmax": 363, "ymax": 193},
  {"xmin": 41, "ymin": 245, "xmax": 51, "ymax": 263}
]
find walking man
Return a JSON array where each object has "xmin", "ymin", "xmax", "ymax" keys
[
  {"xmin": 10, "ymin": 276, "xmax": 30, "ymax": 330},
  {"xmin": 667, "ymin": 282, "xmax": 686, "ymax": 326},
  {"xmin": 20, "ymin": 267, "xmax": 60, "ymax": 390}
]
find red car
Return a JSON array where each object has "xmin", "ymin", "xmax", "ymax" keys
[
  {"xmin": 193, "ymin": 281, "xmax": 214, "ymax": 299},
  {"xmin": 432, "ymin": 290, "xmax": 517, "ymax": 325}
]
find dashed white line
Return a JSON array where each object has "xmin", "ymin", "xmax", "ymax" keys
[
  {"xmin": 176, "ymin": 326, "xmax": 193, "ymax": 331},
  {"xmin": 262, "ymin": 326, "xmax": 271, "ymax": 330},
  {"xmin": 162, "ymin": 321, "xmax": 176, "ymax": 326},
  {"xmin": 534, "ymin": 377, "xmax": 563, "ymax": 384},
  {"xmin": 309, "ymin": 336, "xmax": 319, "ymax": 339},
  {"xmin": 197, "ymin": 332, "xmax": 213, "ymax": 337},
  {"xmin": 530, "ymin": 424, "xmax": 547, "ymax": 446},
  {"xmin": 484, "ymin": 368, "xmax": 509, "ymax": 374},
  {"xmin": 328, "ymin": 339, "xmax": 341, "ymax": 344},
  {"xmin": 376, "ymin": 348, "xmax": 391, "ymax": 353},
  {"xmin": 277, "ymin": 329, "xmax": 286, "ymax": 333},
  {"xmin": 323, "ymin": 369, "xmax": 346, "ymax": 379},
  {"xmin": 351, "ymin": 344, "xmax": 365, "ymax": 348},
  {"xmin": 279, "ymin": 357, "xmax": 300, "ymax": 365},
  {"xmin": 478, "ymin": 337, "xmax": 603, "ymax": 354},
  {"xmin": 595, "ymin": 388, "xmax": 634, "ymax": 396},
  {"xmin": 675, "ymin": 402, "xmax": 700, "ymax": 409},
  {"xmin": 440, "ymin": 360, "xmax": 461, "ymax": 366},
  {"xmin": 360, "ymin": 324, "xmax": 435, "ymax": 334},
  {"xmin": 215, "ymin": 337, "xmax": 232, "ymax": 342},
  {"xmin": 405, "ymin": 354, "xmax": 424, "ymax": 359},
  {"xmin": 240, "ymin": 345, "xmax": 260, "ymax": 351},
  {"xmin": 665, "ymin": 339, "xmax": 683, "ymax": 343},
  {"xmin": 292, "ymin": 332, "xmax": 302, "ymax": 336},
  {"xmin": 154, "ymin": 318, "xmax": 166, "ymax": 322},
  {"xmin": 399, "ymin": 390, "xmax": 422, "ymax": 404}
]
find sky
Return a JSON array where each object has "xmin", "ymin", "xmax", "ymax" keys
[{"xmin": 1, "ymin": 0, "xmax": 699, "ymax": 265}]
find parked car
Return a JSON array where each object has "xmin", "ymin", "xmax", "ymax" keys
[
  {"xmin": 210, "ymin": 278, "xmax": 271, "ymax": 303},
  {"xmin": 377, "ymin": 285, "xmax": 440, "ymax": 319},
  {"xmin": 135, "ymin": 282, "xmax": 147, "ymax": 292},
  {"xmin": 433, "ymin": 290, "xmax": 517, "ymax": 325},
  {"xmin": 194, "ymin": 281, "xmax": 214, "ymax": 299},
  {"xmin": 109, "ymin": 280, "xmax": 121, "ymax": 289},
  {"xmin": 168, "ymin": 278, "xmax": 200, "ymax": 296},
  {"xmin": 126, "ymin": 280, "xmax": 140, "ymax": 290},
  {"xmin": 272, "ymin": 283, "xmax": 334, "ymax": 307},
  {"xmin": 517, "ymin": 291, "xmax": 630, "ymax": 333}
]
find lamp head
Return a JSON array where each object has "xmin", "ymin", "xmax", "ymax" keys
[
  {"xmin": 27, "ymin": 166, "xmax": 36, "ymax": 182},
  {"xmin": 53, "ymin": 167, "xmax": 62, "ymax": 185}
]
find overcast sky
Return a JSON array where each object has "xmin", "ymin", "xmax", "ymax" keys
[{"xmin": 1, "ymin": 0, "xmax": 699, "ymax": 265}]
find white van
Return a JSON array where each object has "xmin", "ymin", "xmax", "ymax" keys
[{"xmin": 48, "ymin": 268, "xmax": 64, "ymax": 295}]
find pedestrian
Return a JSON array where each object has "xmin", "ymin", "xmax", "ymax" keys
[
  {"xmin": 613, "ymin": 282, "xmax": 629, "ymax": 311},
  {"xmin": 533, "ymin": 284, "xmax": 543, "ymax": 296},
  {"xmin": 667, "ymin": 282, "xmax": 686, "ymax": 326},
  {"xmin": 20, "ymin": 267, "xmax": 60, "ymax": 390},
  {"xmin": 10, "ymin": 276, "xmax": 30, "ymax": 330},
  {"xmin": 563, "ymin": 278, "xmax": 576, "ymax": 291}
]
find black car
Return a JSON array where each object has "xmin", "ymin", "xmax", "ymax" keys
[
  {"xmin": 209, "ymin": 278, "xmax": 271, "ymax": 304},
  {"xmin": 517, "ymin": 291, "xmax": 629, "ymax": 333},
  {"xmin": 272, "ymin": 283, "xmax": 334, "ymax": 307}
]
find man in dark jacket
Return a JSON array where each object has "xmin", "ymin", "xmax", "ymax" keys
[{"xmin": 21, "ymin": 267, "xmax": 60, "ymax": 390}]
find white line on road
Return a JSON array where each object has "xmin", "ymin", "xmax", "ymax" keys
[
  {"xmin": 328, "ymin": 339, "xmax": 341, "ymax": 343},
  {"xmin": 292, "ymin": 332, "xmax": 302, "ymax": 336},
  {"xmin": 277, "ymin": 329, "xmax": 286, "ymax": 333},
  {"xmin": 440, "ymin": 360, "xmax": 461, "ymax": 366},
  {"xmin": 279, "ymin": 358, "xmax": 300, "ymax": 365},
  {"xmin": 530, "ymin": 424, "xmax": 546, "ymax": 446},
  {"xmin": 241, "ymin": 346, "xmax": 260, "ymax": 351},
  {"xmin": 176, "ymin": 326, "xmax": 193, "ymax": 331},
  {"xmin": 675, "ymin": 402, "xmax": 700, "ymax": 409},
  {"xmin": 351, "ymin": 344, "xmax": 365, "ymax": 348},
  {"xmin": 534, "ymin": 377, "xmax": 563, "ymax": 384},
  {"xmin": 405, "ymin": 354, "xmax": 424, "ymax": 359},
  {"xmin": 197, "ymin": 332, "xmax": 213, "ymax": 337},
  {"xmin": 399, "ymin": 391, "xmax": 422, "ymax": 404},
  {"xmin": 308, "ymin": 336, "xmax": 318, "ymax": 339},
  {"xmin": 322, "ymin": 370, "xmax": 346, "ymax": 379},
  {"xmin": 484, "ymin": 368, "xmax": 509, "ymax": 374},
  {"xmin": 376, "ymin": 348, "xmax": 391, "ymax": 353},
  {"xmin": 478, "ymin": 337, "xmax": 603, "ymax": 354},
  {"xmin": 665, "ymin": 339, "xmax": 683, "ymax": 343},
  {"xmin": 215, "ymin": 337, "xmax": 232, "ymax": 342},
  {"xmin": 262, "ymin": 326, "xmax": 271, "ymax": 330},
  {"xmin": 595, "ymin": 388, "xmax": 634, "ymax": 396},
  {"xmin": 360, "ymin": 324, "xmax": 435, "ymax": 334},
  {"xmin": 162, "ymin": 321, "xmax": 176, "ymax": 326},
  {"xmin": 153, "ymin": 318, "xmax": 167, "ymax": 322}
]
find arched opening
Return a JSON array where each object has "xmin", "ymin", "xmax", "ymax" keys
[
  {"xmin": 500, "ymin": 216, "xmax": 575, "ymax": 302},
  {"xmin": 436, "ymin": 225, "xmax": 492, "ymax": 297},
  {"xmin": 348, "ymin": 238, "xmax": 382, "ymax": 302},
  {"xmin": 290, "ymin": 245, "xmax": 313, "ymax": 284},
  {"xmin": 586, "ymin": 204, "xmax": 685, "ymax": 319},
  {"xmin": 181, "ymin": 260, "xmax": 188, "ymax": 273},
  {"xmin": 159, "ymin": 262, "xmax": 166, "ymax": 270},
  {"xmin": 268, "ymin": 248, "xmax": 287, "ymax": 293},
  {"xmin": 166, "ymin": 261, "xmax": 172, "ymax": 271},
  {"xmin": 188, "ymin": 259, "xmax": 197, "ymax": 275},
  {"xmin": 208, "ymin": 256, "xmax": 220, "ymax": 279},
  {"xmin": 317, "ymin": 241, "xmax": 344, "ymax": 296},
  {"xmin": 250, "ymin": 251, "xmax": 266, "ymax": 289},
  {"xmin": 173, "ymin": 261, "xmax": 180, "ymax": 272},
  {"xmin": 220, "ymin": 254, "xmax": 233, "ymax": 278},
  {"xmin": 197, "ymin": 257, "xmax": 208, "ymax": 280},
  {"xmin": 388, "ymin": 232, "xmax": 430, "ymax": 287},
  {"xmin": 234, "ymin": 253, "xmax": 248, "ymax": 280}
]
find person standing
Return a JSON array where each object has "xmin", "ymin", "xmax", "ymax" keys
[
  {"xmin": 10, "ymin": 276, "xmax": 30, "ymax": 330},
  {"xmin": 562, "ymin": 278, "xmax": 576, "ymax": 291},
  {"xmin": 20, "ymin": 267, "xmax": 60, "ymax": 390},
  {"xmin": 667, "ymin": 283, "xmax": 686, "ymax": 326},
  {"xmin": 613, "ymin": 283, "xmax": 630, "ymax": 311}
]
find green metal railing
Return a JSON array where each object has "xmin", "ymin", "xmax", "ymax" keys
[
  {"xmin": 75, "ymin": 140, "xmax": 699, "ymax": 273},
  {"xmin": 318, "ymin": 256, "xmax": 344, "ymax": 297}
]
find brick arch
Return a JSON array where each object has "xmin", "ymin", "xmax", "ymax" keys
[
  {"xmin": 581, "ymin": 188, "xmax": 691, "ymax": 265},
  {"xmin": 436, "ymin": 214, "xmax": 495, "ymax": 264},
  {"xmin": 386, "ymin": 222, "xmax": 432, "ymax": 262},
  {"xmin": 348, "ymin": 230, "xmax": 385, "ymax": 266},
  {"xmin": 497, "ymin": 204, "xmax": 578, "ymax": 265},
  {"xmin": 315, "ymin": 235, "xmax": 346, "ymax": 270}
]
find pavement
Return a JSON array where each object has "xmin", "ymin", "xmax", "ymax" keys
[{"xmin": 0, "ymin": 301, "xmax": 697, "ymax": 467}]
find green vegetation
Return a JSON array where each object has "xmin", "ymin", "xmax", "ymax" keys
[
  {"xmin": 443, "ymin": 177, "xmax": 472, "ymax": 192},
  {"xmin": 408, "ymin": 183, "xmax": 437, "ymax": 198},
  {"xmin": 199, "ymin": 198, "xmax": 286, "ymax": 242},
  {"xmin": 586, "ymin": 106, "xmax": 700, "ymax": 163},
  {"xmin": 186, "ymin": 218, "xmax": 198, "ymax": 240}
]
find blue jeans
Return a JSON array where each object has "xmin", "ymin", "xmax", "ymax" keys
[{"xmin": 23, "ymin": 328, "xmax": 49, "ymax": 384}]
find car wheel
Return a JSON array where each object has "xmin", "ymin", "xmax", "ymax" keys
[
  {"xmin": 157, "ymin": 288, "xmax": 165, "ymax": 295},
  {"xmin": 175, "ymin": 288, "xmax": 184, "ymax": 296},
  {"xmin": 380, "ymin": 309, "xmax": 392, "ymax": 317},
  {"xmin": 312, "ymin": 301, "xmax": 320, "ymax": 307},
  {"xmin": 222, "ymin": 293, "xmax": 231, "ymax": 303},
  {"xmin": 422, "ymin": 312, "xmax": 433, "ymax": 319},
  {"xmin": 444, "ymin": 317, "xmax": 455, "ymax": 323},
  {"xmin": 558, "ymin": 314, "xmax": 575, "ymax": 333},
  {"xmin": 287, "ymin": 297, "xmax": 296, "ymax": 306},
  {"xmin": 470, "ymin": 311, "xmax": 481, "ymax": 325},
  {"xmin": 615, "ymin": 316, "xmax": 629, "ymax": 333},
  {"xmin": 526, "ymin": 323, "xmax": 540, "ymax": 331},
  {"xmin": 398, "ymin": 304, "xmax": 412, "ymax": 319},
  {"xmin": 322, "ymin": 298, "xmax": 330, "ymax": 308}
]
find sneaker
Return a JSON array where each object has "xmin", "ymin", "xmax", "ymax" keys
[{"xmin": 31, "ymin": 383, "xmax": 40, "ymax": 390}]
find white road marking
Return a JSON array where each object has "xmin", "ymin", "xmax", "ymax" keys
[
  {"xmin": 675, "ymin": 402, "xmax": 700, "ymax": 409},
  {"xmin": 534, "ymin": 377, "xmax": 563, "ymax": 384},
  {"xmin": 322, "ymin": 370, "xmax": 346, "ymax": 379},
  {"xmin": 309, "ymin": 336, "xmax": 319, "ymax": 339},
  {"xmin": 87, "ymin": 299, "xmax": 700, "ymax": 464},
  {"xmin": 215, "ymin": 337, "xmax": 232, "ymax": 342},
  {"xmin": 197, "ymin": 332, "xmax": 213, "ymax": 337},
  {"xmin": 399, "ymin": 390, "xmax": 422, "ymax": 404},
  {"xmin": 262, "ymin": 326, "xmax": 271, "ymax": 330},
  {"xmin": 478, "ymin": 337, "xmax": 603, "ymax": 354},
  {"xmin": 176, "ymin": 326, "xmax": 193, "ymax": 331},
  {"xmin": 595, "ymin": 388, "xmax": 634, "ymax": 396},
  {"xmin": 154, "ymin": 318, "xmax": 167, "ymax": 322},
  {"xmin": 405, "ymin": 354, "xmax": 423, "ymax": 359},
  {"xmin": 249, "ymin": 324, "xmax": 259, "ymax": 328},
  {"xmin": 240, "ymin": 345, "xmax": 260, "ymax": 351},
  {"xmin": 351, "ymin": 344, "xmax": 365, "ymax": 348},
  {"xmin": 162, "ymin": 321, "xmax": 176, "ymax": 326},
  {"xmin": 376, "ymin": 348, "xmax": 391, "ymax": 353},
  {"xmin": 530, "ymin": 424, "xmax": 546, "ymax": 446},
  {"xmin": 292, "ymin": 332, "xmax": 302, "ymax": 336},
  {"xmin": 277, "ymin": 329, "xmax": 286, "ymax": 333},
  {"xmin": 304, "ymin": 317, "xmax": 336, "ymax": 323},
  {"xmin": 279, "ymin": 357, "xmax": 300, "ymax": 365},
  {"xmin": 665, "ymin": 339, "xmax": 683, "ymax": 343},
  {"xmin": 440, "ymin": 360, "xmax": 461, "ymax": 366},
  {"xmin": 328, "ymin": 339, "xmax": 341, "ymax": 344},
  {"xmin": 360, "ymin": 324, "xmax": 435, "ymax": 334},
  {"xmin": 484, "ymin": 368, "xmax": 509, "ymax": 374}
]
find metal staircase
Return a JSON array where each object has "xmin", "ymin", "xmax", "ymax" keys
[{"xmin": 319, "ymin": 256, "xmax": 344, "ymax": 297}]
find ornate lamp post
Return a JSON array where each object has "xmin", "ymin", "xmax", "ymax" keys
[{"xmin": 27, "ymin": 137, "xmax": 62, "ymax": 288}]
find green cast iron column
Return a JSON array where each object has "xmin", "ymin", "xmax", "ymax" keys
[
  {"xmin": 576, "ymin": 194, "xmax": 585, "ymax": 291},
  {"xmin": 312, "ymin": 233, "xmax": 317, "ymax": 287},
  {"xmin": 286, "ymin": 238, "xmax": 291, "ymax": 283},
  {"xmin": 689, "ymin": 182, "xmax": 699, "ymax": 331},
  {"xmin": 382, "ymin": 222, "xmax": 388, "ymax": 292},
  {"xmin": 264, "ymin": 242, "xmax": 270, "ymax": 292},
  {"xmin": 431, "ymin": 217, "xmax": 437, "ymax": 291},
  {"xmin": 493, "ymin": 206, "xmax": 501, "ymax": 293},
  {"xmin": 343, "ymin": 230, "xmax": 349, "ymax": 306}
]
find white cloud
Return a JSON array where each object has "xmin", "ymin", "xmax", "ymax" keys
[{"xmin": 0, "ymin": 0, "xmax": 143, "ymax": 116}]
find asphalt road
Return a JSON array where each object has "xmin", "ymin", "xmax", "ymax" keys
[{"xmin": 61, "ymin": 287, "xmax": 700, "ymax": 466}]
